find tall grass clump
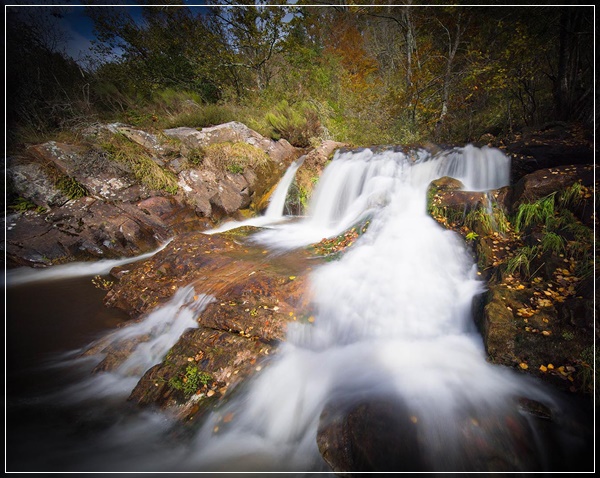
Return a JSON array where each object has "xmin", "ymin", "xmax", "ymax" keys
[
  {"xmin": 102, "ymin": 133, "xmax": 179, "ymax": 194},
  {"xmin": 505, "ymin": 245, "xmax": 540, "ymax": 278},
  {"xmin": 513, "ymin": 193, "xmax": 556, "ymax": 233},
  {"xmin": 265, "ymin": 100, "xmax": 322, "ymax": 147},
  {"xmin": 202, "ymin": 142, "xmax": 270, "ymax": 174}
]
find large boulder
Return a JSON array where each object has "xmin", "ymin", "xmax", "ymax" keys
[
  {"xmin": 5, "ymin": 122, "xmax": 307, "ymax": 267},
  {"xmin": 24, "ymin": 141, "xmax": 144, "ymax": 203},
  {"xmin": 317, "ymin": 395, "xmax": 555, "ymax": 473},
  {"xmin": 511, "ymin": 164, "xmax": 594, "ymax": 211}
]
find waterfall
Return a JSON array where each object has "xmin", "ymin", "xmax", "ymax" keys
[
  {"xmin": 251, "ymin": 145, "xmax": 510, "ymax": 250},
  {"xmin": 183, "ymin": 145, "xmax": 570, "ymax": 472},
  {"xmin": 8, "ymin": 145, "xmax": 590, "ymax": 472},
  {"xmin": 264, "ymin": 155, "xmax": 305, "ymax": 218},
  {"xmin": 205, "ymin": 155, "xmax": 305, "ymax": 234}
]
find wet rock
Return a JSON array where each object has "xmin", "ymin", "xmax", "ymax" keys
[
  {"xmin": 478, "ymin": 287, "xmax": 519, "ymax": 364},
  {"xmin": 317, "ymin": 395, "xmax": 546, "ymax": 473},
  {"xmin": 511, "ymin": 164, "xmax": 594, "ymax": 208},
  {"xmin": 97, "ymin": 230, "xmax": 315, "ymax": 417},
  {"xmin": 317, "ymin": 396, "xmax": 427, "ymax": 474},
  {"xmin": 5, "ymin": 195, "xmax": 206, "ymax": 268},
  {"xmin": 127, "ymin": 325, "xmax": 276, "ymax": 413},
  {"xmin": 427, "ymin": 177, "xmax": 488, "ymax": 226}
]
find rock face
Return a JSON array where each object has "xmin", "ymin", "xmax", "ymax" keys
[
  {"xmin": 164, "ymin": 121, "xmax": 296, "ymax": 165},
  {"xmin": 426, "ymin": 160, "xmax": 596, "ymax": 397},
  {"xmin": 6, "ymin": 122, "xmax": 302, "ymax": 268},
  {"xmin": 83, "ymin": 229, "xmax": 316, "ymax": 418}
]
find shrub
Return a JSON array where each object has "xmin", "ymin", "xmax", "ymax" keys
[{"xmin": 265, "ymin": 100, "xmax": 322, "ymax": 147}]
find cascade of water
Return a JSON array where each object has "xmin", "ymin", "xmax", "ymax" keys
[
  {"xmin": 62, "ymin": 286, "xmax": 214, "ymax": 401},
  {"xmin": 264, "ymin": 155, "xmax": 305, "ymax": 218},
  {"xmin": 183, "ymin": 146, "xmax": 574, "ymax": 472},
  {"xmin": 205, "ymin": 155, "xmax": 305, "ymax": 234},
  {"xmin": 9, "ymin": 145, "xmax": 590, "ymax": 472},
  {"xmin": 251, "ymin": 145, "xmax": 511, "ymax": 250}
]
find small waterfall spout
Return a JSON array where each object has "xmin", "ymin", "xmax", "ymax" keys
[
  {"xmin": 264, "ymin": 155, "xmax": 305, "ymax": 218},
  {"xmin": 205, "ymin": 155, "xmax": 305, "ymax": 234}
]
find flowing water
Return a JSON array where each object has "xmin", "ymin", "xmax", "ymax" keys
[
  {"xmin": 5, "ymin": 145, "xmax": 593, "ymax": 473},
  {"xmin": 205, "ymin": 155, "xmax": 306, "ymax": 235}
]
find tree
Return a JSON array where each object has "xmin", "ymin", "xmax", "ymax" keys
[
  {"xmin": 206, "ymin": 3, "xmax": 289, "ymax": 92},
  {"xmin": 86, "ymin": 4, "xmax": 228, "ymax": 101},
  {"xmin": 6, "ymin": 6, "xmax": 87, "ymax": 145},
  {"xmin": 552, "ymin": 6, "xmax": 593, "ymax": 123}
]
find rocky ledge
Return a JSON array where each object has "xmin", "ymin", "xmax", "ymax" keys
[
  {"xmin": 427, "ymin": 161, "xmax": 596, "ymax": 396},
  {"xmin": 5, "ymin": 121, "xmax": 311, "ymax": 268}
]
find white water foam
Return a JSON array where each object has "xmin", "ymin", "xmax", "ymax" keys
[
  {"xmin": 5, "ymin": 239, "xmax": 173, "ymax": 286},
  {"xmin": 60, "ymin": 286, "xmax": 214, "ymax": 402},
  {"xmin": 182, "ymin": 146, "xmax": 569, "ymax": 471},
  {"xmin": 251, "ymin": 145, "xmax": 510, "ymax": 251}
]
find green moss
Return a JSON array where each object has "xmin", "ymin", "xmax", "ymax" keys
[
  {"xmin": 56, "ymin": 175, "xmax": 89, "ymax": 200},
  {"xmin": 168, "ymin": 364, "xmax": 213, "ymax": 399}
]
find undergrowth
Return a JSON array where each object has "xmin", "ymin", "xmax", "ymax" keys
[
  {"xmin": 102, "ymin": 133, "xmax": 179, "ymax": 194},
  {"xmin": 203, "ymin": 142, "xmax": 270, "ymax": 174}
]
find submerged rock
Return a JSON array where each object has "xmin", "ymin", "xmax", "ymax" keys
[{"xmin": 316, "ymin": 395, "xmax": 552, "ymax": 473}]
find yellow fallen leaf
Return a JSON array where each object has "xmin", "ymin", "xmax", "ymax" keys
[
  {"xmin": 519, "ymin": 362, "xmax": 529, "ymax": 370},
  {"xmin": 539, "ymin": 365, "xmax": 548, "ymax": 372}
]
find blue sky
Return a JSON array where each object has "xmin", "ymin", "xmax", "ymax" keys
[{"xmin": 7, "ymin": 2, "xmax": 299, "ymax": 64}]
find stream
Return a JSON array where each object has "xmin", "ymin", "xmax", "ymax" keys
[{"xmin": 5, "ymin": 145, "xmax": 593, "ymax": 473}]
